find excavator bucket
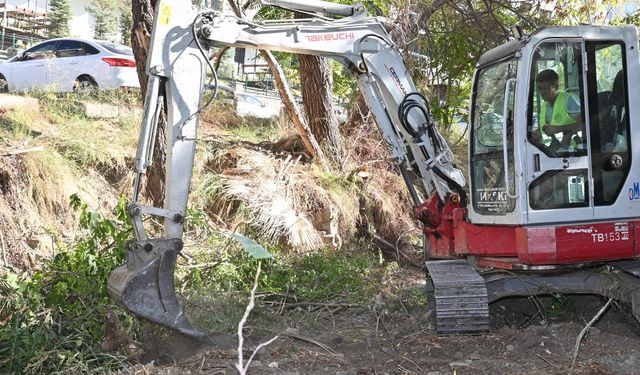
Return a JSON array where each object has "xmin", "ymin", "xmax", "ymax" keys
[{"xmin": 107, "ymin": 238, "xmax": 204, "ymax": 338}]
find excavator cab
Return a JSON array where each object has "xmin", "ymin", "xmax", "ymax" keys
[{"xmin": 469, "ymin": 26, "xmax": 636, "ymax": 230}]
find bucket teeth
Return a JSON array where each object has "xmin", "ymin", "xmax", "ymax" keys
[{"xmin": 107, "ymin": 239, "xmax": 204, "ymax": 338}]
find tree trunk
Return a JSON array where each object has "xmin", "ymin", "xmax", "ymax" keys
[
  {"xmin": 297, "ymin": 51, "xmax": 342, "ymax": 163},
  {"xmin": 131, "ymin": 0, "xmax": 166, "ymax": 207},
  {"xmin": 226, "ymin": 0, "xmax": 328, "ymax": 168},
  {"xmin": 258, "ymin": 50, "xmax": 327, "ymax": 166},
  {"xmin": 294, "ymin": 13, "xmax": 341, "ymax": 164}
]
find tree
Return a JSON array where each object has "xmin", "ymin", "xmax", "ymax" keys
[
  {"xmin": 118, "ymin": 0, "xmax": 133, "ymax": 46},
  {"xmin": 87, "ymin": 0, "xmax": 118, "ymax": 40},
  {"xmin": 294, "ymin": 13, "xmax": 342, "ymax": 165},
  {"xmin": 48, "ymin": 0, "xmax": 72, "ymax": 38}
]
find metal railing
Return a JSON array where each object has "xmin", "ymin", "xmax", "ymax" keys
[{"xmin": 0, "ymin": 31, "xmax": 46, "ymax": 60}]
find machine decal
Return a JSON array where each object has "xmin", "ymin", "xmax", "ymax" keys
[
  {"xmin": 562, "ymin": 223, "xmax": 630, "ymax": 244},
  {"xmin": 159, "ymin": 4, "xmax": 172, "ymax": 25},
  {"xmin": 566, "ymin": 227, "xmax": 594, "ymax": 234},
  {"xmin": 305, "ymin": 32, "xmax": 355, "ymax": 42},
  {"xmin": 628, "ymin": 182, "xmax": 640, "ymax": 201},
  {"xmin": 591, "ymin": 231, "xmax": 630, "ymax": 243},
  {"xmin": 555, "ymin": 222, "xmax": 635, "ymax": 263},
  {"xmin": 475, "ymin": 187, "xmax": 509, "ymax": 213},
  {"xmin": 387, "ymin": 65, "xmax": 407, "ymax": 96}
]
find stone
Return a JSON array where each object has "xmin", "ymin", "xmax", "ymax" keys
[{"xmin": 624, "ymin": 353, "xmax": 638, "ymax": 366}]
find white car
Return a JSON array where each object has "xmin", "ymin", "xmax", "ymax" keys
[
  {"xmin": 0, "ymin": 38, "xmax": 140, "ymax": 93},
  {"xmin": 236, "ymin": 93, "xmax": 281, "ymax": 120}
]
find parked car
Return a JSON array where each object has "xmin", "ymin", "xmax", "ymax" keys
[
  {"xmin": 0, "ymin": 38, "xmax": 139, "ymax": 93},
  {"xmin": 236, "ymin": 92, "xmax": 281, "ymax": 119}
]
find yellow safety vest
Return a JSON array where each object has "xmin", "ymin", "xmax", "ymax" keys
[{"xmin": 539, "ymin": 91, "xmax": 578, "ymax": 147}]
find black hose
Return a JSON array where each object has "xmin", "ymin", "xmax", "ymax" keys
[{"xmin": 432, "ymin": 166, "xmax": 468, "ymax": 207}]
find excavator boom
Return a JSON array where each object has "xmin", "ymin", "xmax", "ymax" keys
[{"xmin": 107, "ymin": 0, "xmax": 464, "ymax": 336}]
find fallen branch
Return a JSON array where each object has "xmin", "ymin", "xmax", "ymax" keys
[
  {"xmin": 177, "ymin": 261, "xmax": 221, "ymax": 269},
  {"xmin": 0, "ymin": 222, "xmax": 7, "ymax": 267},
  {"xmin": 371, "ymin": 233, "xmax": 423, "ymax": 269},
  {"xmin": 282, "ymin": 328, "xmax": 338, "ymax": 355},
  {"xmin": 1, "ymin": 146, "xmax": 44, "ymax": 156},
  {"xmin": 374, "ymin": 315, "xmax": 423, "ymax": 373},
  {"xmin": 283, "ymin": 301, "xmax": 363, "ymax": 309},
  {"xmin": 536, "ymin": 353, "xmax": 560, "ymax": 370},
  {"xmin": 569, "ymin": 297, "xmax": 613, "ymax": 374},
  {"xmin": 236, "ymin": 262, "xmax": 279, "ymax": 375}
]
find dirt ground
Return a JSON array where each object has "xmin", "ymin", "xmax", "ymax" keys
[{"xmin": 117, "ymin": 269, "xmax": 640, "ymax": 375}]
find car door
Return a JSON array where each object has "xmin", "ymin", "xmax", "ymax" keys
[
  {"xmin": 52, "ymin": 40, "xmax": 94, "ymax": 91},
  {"xmin": 11, "ymin": 40, "xmax": 58, "ymax": 91}
]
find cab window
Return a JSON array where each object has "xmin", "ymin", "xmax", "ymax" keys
[
  {"xmin": 527, "ymin": 40, "xmax": 589, "ymax": 210},
  {"xmin": 586, "ymin": 42, "xmax": 630, "ymax": 205},
  {"xmin": 528, "ymin": 40, "xmax": 586, "ymax": 158},
  {"xmin": 470, "ymin": 57, "xmax": 517, "ymax": 215}
]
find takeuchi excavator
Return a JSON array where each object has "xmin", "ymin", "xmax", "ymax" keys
[{"xmin": 107, "ymin": 0, "xmax": 640, "ymax": 337}]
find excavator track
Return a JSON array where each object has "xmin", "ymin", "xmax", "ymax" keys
[{"xmin": 426, "ymin": 260, "xmax": 490, "ymax": 335}]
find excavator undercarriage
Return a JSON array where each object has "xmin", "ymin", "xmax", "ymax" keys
[{"xmin": 427, "ymin": 259, "xmax": 640, "ymax": 335}]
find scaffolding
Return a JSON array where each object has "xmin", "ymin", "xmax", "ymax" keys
[{"xmin": 1, "ymin": 0, "xmax": 49, "ymax": 53}]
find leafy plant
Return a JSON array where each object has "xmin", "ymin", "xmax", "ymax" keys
[{"xmin": 0, "ymin": 195, "xmax": 134, "ymax": 374}]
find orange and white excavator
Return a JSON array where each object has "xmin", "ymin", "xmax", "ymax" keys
[{"xmin": 107, "ymin": 0, "xmax": 640, "ymax": 336}]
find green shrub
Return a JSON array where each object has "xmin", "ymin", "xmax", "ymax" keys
[
  {"xmin": 0, "ymin": 195, "xmax": 133, "ymax": 375},
  {"xmin": 180, "ymin": 243, "xmax": 377, "ymax": 304}
]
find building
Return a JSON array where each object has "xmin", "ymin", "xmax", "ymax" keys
[
  {"xmin": 1, "ymin": 0, "xmax": 110, "ymax": 54},
  {"xmin": 0, "ymin": 0, "xmax": 48, "ymax": 50}
]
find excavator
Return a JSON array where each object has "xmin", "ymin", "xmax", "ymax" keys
[{"xmin": 107, "ymin": 0, "xmax": 640, "ymax": 337}]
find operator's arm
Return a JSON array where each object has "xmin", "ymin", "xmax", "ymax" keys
[{"xmin": 541, "ymin": 117, "xmax": 582, "ymax": 136}]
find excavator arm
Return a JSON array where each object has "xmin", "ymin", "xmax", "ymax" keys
[{"xmin": 107, "ymin": 0, "xmax": 465, "ymax": 336}]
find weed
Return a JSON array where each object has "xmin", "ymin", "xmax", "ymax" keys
[
  {"xmin": 180, "ymin": 243, "xmax": 378, "ymax": 306},
  {"xmin": 0, "ymin": 195, "xmax": 134, "ymax": 374}
]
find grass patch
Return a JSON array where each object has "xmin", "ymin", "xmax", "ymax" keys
[
  {"xmin": 0, "ymin": 108, "xmax": 41, "ymax": 143},
  {"xmin": 228, "ymin": 119, "xmax": 281, "ymax": 143},
  {"xmin": 53, "ymin": 117, "xmax": 132, "ymax": 168},
  {"xmin": 178, "ymin": 234, "xmax": 379, "ymax": 333}
]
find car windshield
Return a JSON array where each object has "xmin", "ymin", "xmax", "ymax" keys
[{"xmin": 98, "ymin": 42, "xmax": 133, "ymax": 55}]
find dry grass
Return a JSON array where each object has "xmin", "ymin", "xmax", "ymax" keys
[
  {"xmin": 213, "ymin": 148, "xmax": 324, "ymax": 251},
  {"xmin": 1, "ymin": 91, "xmax": 422, "ymax": 265},
  {"xmin": 0, "ymin": 98, "xmax": 137, "ymax": 270},
  {"xmin": 193, "ymin": 109, "xmax": 419, "ymax": 256}
]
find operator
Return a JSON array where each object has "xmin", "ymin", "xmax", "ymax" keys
[{"xmin": 535, "ymin": 69, "xmax": 583, "ymax": 151}]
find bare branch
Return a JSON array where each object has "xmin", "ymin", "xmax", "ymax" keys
[{"xmin": 235, "ymin": 261, "xmax": 279, "ymax": 374}]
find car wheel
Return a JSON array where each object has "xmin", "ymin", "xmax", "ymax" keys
[
  {"xmin": 0, "ymin": 75, "xmax": 8, "ymax": 93},
  {"xmin": 73, "ymin": 77, "xmax": 97, "ymax": 95}
]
